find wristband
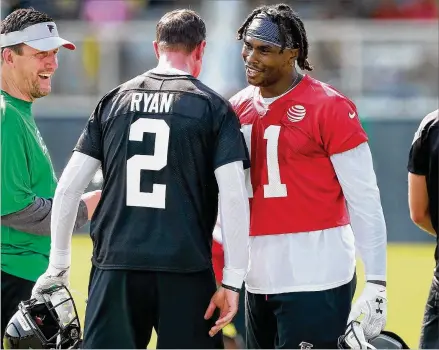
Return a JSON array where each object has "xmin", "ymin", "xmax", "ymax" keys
[{"xmin": 222, "ymin": 283, "xmax": 240, "ymax": 293}]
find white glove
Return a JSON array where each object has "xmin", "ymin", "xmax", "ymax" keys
[
  {"xmin": 31, "ymin": 264, "xmax": 70, "ymax": 302},
  {"xmin": 348, "ymin": 282, "xmax": 387, "ymax": 340},
  {"xmin": 344, "ymin": 321, "xmax": 372, "ymax": 349}
]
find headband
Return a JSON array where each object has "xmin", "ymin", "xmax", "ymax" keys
[{"xmin": 246, "ymin": 13, "xmax": 296, "ymax": 48}]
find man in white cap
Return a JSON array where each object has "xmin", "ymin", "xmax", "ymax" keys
[{"xmin": 0, "ymin": 8, "xmax": 101, "ymax": 343}]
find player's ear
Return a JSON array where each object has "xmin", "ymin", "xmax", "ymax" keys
[
  {"xmin": 153, "ymin": 41, "xmax": 160, "ymax": 60},
  {"xmin": 194, "ymin": 40, "xmax": 206, "ymax": 61},
  {"xmin": 287, "ymin": 48, "xmax": 299, "ymax": 66}
]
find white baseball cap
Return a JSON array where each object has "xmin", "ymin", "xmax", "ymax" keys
[{"xmin": 0, "ymin": 21, "xmax": 75, "ymax": 51}]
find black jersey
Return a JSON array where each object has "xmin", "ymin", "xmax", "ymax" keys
[
  {"xmin": 408, "ymin": 110, "xmax": 438, "ymax": 277},
  {"xmin": 74, "ymin": 71, "xmax": 250, "ymax": 272}
]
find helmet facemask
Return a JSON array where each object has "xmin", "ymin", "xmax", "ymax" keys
[{"xmin": 4, "ymin": 285, "xmax": 81, "ymax": 349}]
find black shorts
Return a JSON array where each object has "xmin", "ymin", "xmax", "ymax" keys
[
  {"xmin": 1, "ymin": 271, "xmax": 35, "ymax": 347},
  {"xmin": 233, "ymin": 288, "xmax": 246, "ymax": 337},
  {"xmin": 82, "ymin": 266, "xmax": 224, "ymax": 349},
  {"xmin": 419, "ymin": 279, "xmax": 439, "ymax": 349},
  {"xmin": 246, "ymin": 274, "xmax": 356, "ymax": 349}
]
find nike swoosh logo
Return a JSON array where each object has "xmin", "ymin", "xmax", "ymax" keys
[{"xmin": 349, "ymin": 112, "xmax": 356, "ymax": 119}]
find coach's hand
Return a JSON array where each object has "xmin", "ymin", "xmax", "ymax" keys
[
  {"xmin": 31, "ymin": 265, "xmax": 70, "ymax": 302},
  {"xmin": 204, "ymin": 286, "xmax": 239, "ymax": 337},
  {"xmin": 348, "ymin": 282, "xmax": 387, "ymax": 339},
  {"xmin": 81, "ymin": 190, "xmax": 102, "ymax": 220}
]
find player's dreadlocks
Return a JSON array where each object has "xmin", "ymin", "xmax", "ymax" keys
[{"xmin": 237, "ymin": 3, "xmax": 313, "ymax": 71}]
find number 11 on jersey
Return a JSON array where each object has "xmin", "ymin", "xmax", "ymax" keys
[{"xmin": 241, "ymin": 124, "xmax": 287, "ymax": 199}]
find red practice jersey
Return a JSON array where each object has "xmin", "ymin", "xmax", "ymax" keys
[
  {"xmin": 211, "ymin": 220, "xmax": 224, "ymax": 284},
  {"xmin": 230, "ymin": 75, "xmax": 368, "ymax": 236},
  {"xmin": 212, "ymin": 239, "xmax": 224, "ymax": 284}
]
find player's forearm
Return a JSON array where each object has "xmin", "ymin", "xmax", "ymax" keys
[
  {"xmin": 414, "ymin": 213, "xmax": 436, "ymax": 236},
  {"xmin": 408, "ymin": 174, "xmax": 436, "ymax": 236},
  {"xmin": 1, "ymin": 197, "xmax": 87, "ymax": 235},
  {"xmin": 331, "ymin": 142, "xmax": 387, "ymax": 281},
  {"xmin": 50, "ymin": 152, "xmax": 100, "ymax": 269},
  {"xmin": 215, "ymin": 161, "xmax": 250, "ymax": 290}
]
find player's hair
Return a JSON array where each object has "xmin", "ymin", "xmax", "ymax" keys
[
  {"xmin": 1, "ymin": 8, "xmax": 53, "ymax": 57},
  {"xmin": 156, "ymin": 9, "xmax": 206, "ymax": 54},
  {"xmin": 237, "ymin": 3, "xmax": 313, "ymax": 71}
]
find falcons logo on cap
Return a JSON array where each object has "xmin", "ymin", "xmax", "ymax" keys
[{"xmin": 47, "ymin": 24, "xmax": 55, "ymax": 33}]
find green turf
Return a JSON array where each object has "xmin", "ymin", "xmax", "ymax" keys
[{"xmin": 70, "ymin": 235, "xmax": 435, "ymax": 348}]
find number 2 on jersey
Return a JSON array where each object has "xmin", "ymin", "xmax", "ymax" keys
[
  {"xmin": 126, "ymin": 119, "xmax": 169, "ymax": 209},
  {"xmin": 241, "ymin": 124, "xmax": 287, "ymax": 198}
]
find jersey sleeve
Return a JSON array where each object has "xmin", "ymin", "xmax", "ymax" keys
[
  {"xmin": 1, "ymin": 111, "xmax": 34, "ymax": 215},
  {"xmin": 212, "ymin": 102, "xmax": 250, "ymax": 170},
  {"xmin": 229, "ymin": 86, "xmax": 252, "ymax": 116},
  {"xmin": 229, "ymin": 92, "xmax": 241, "ymax": 114},
  {"xmin": 407, "ymin": 117, "xmax": 431, "ymax": 175},
  {"xmin": 318, "ymin": 98, "xmax": 368, "ymax": 156},
  {"xmin": 73, "ymin": 100, "xmax": 104, "ymax": 161}
]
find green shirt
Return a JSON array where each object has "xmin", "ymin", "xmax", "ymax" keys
[{"xmin": 1, "ymin": 91, "xmax": 57, "ymax": 282}]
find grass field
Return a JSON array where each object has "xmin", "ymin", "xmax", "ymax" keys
[{"xmin": 70, "ymin": 235, "xmax": 436, "ymax": 349}]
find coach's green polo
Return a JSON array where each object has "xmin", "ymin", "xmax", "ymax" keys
[{"xmin": 1, "ymin": 91, "xmax": 57, "ymax": 282}]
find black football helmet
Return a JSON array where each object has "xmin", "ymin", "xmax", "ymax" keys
[
  {"xmin": 338, "ymin": 321, "xmax": 409, "ymax": 349},
  {"xmin": 3, "ymin": 285, "xmax": 82, "ymax": 349}
]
